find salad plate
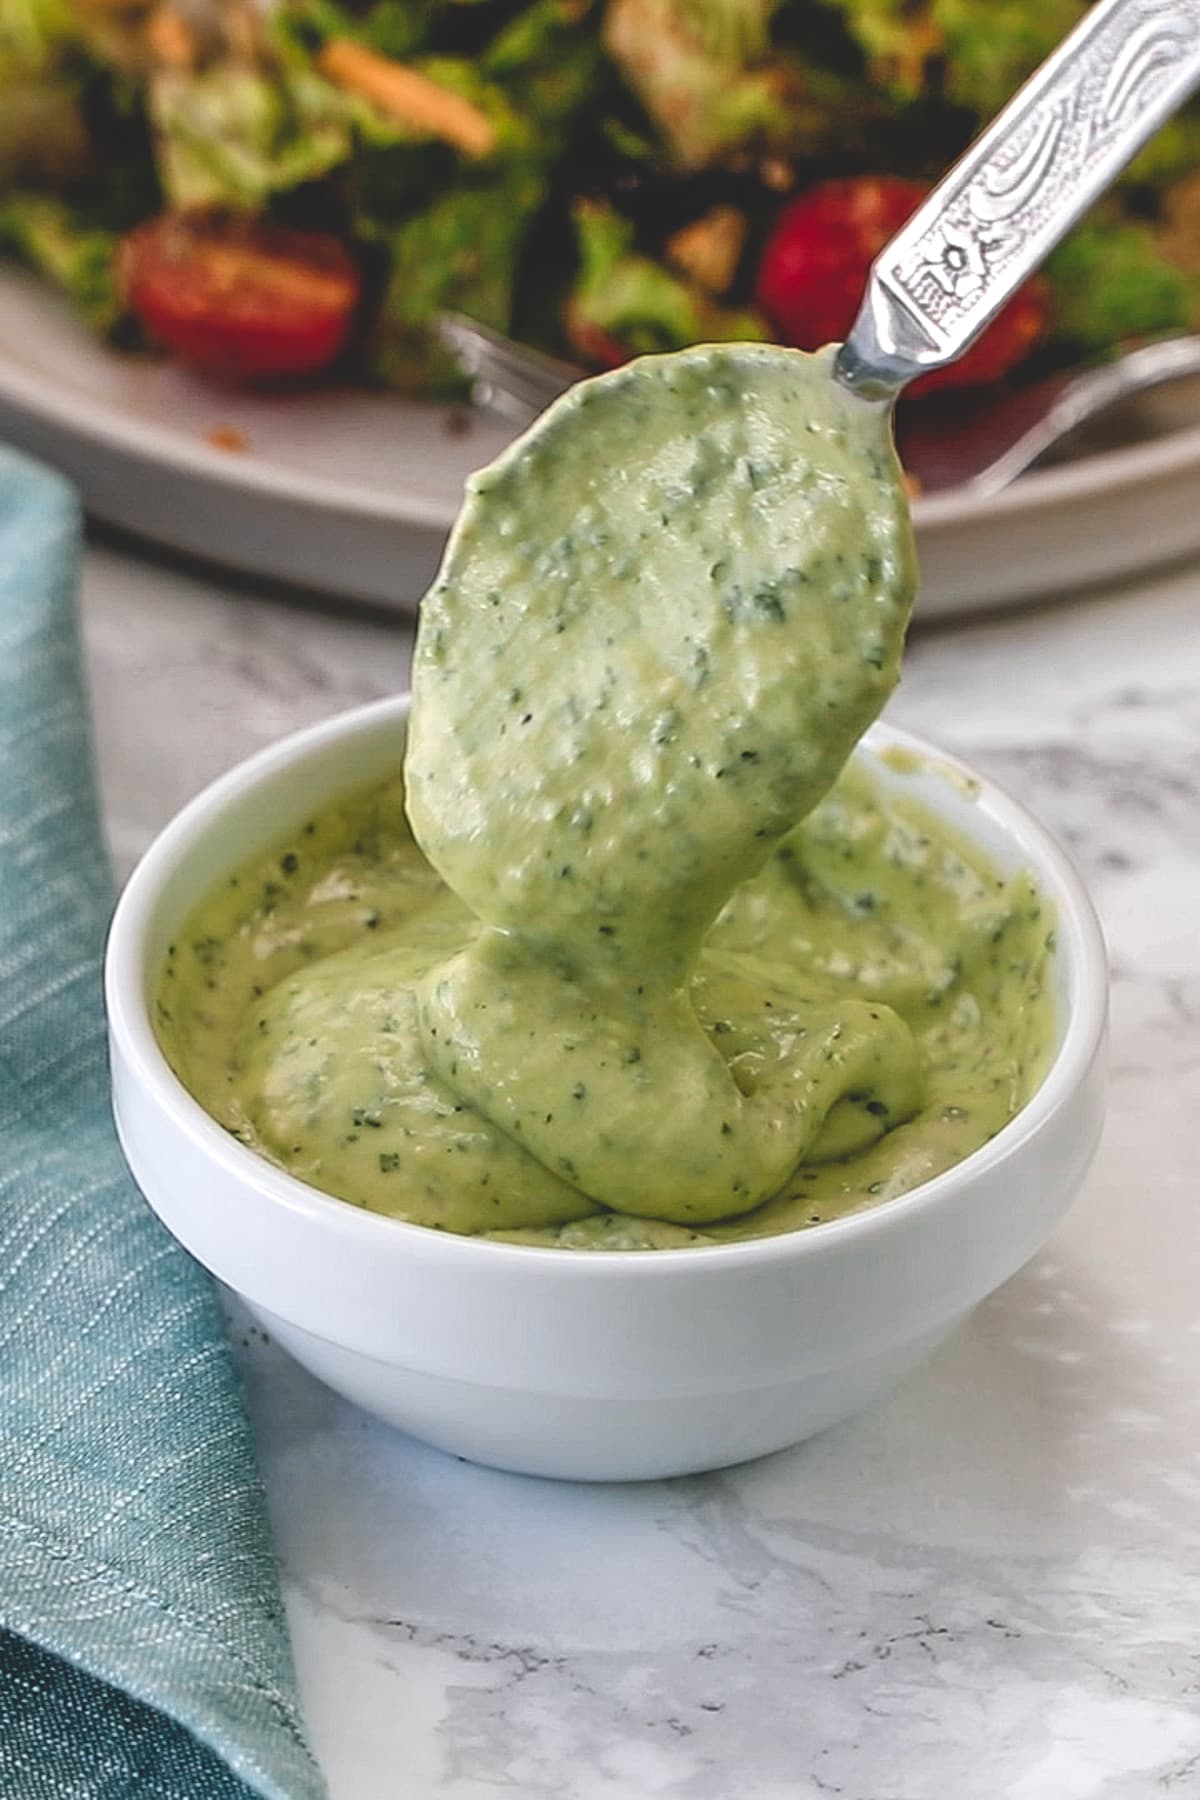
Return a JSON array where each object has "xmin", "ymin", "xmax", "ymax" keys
[
  {"xmin": 6, "ymin": 0, "xmax": 1200, "ymax": 612},
  {"xmin": 3, "ymin": 263, "xmax": 1200, "ymax": 619}
]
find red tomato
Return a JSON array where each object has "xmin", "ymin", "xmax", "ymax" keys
[
  {"xmin": 756, "ymin": 176, "xmax": 1047, "ymax": 395},
  {"xmin": 117, "ymin": 212, "xmax": 363, "ymax": 384},
  {"xmin": 564, "ymin": 305, "xmax": 632, "ymax": 371}
]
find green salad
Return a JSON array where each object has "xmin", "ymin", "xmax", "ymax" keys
[{"xmin": 2, "ymin": 0, "xmax": 1198, "ymax": 394}]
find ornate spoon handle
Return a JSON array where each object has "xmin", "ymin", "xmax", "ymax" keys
[{"xmin": 835, "ymin": 0, "xmax": 1200, "ymax": 401}]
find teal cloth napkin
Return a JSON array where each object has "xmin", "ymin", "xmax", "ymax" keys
[{"xmin": 0, "ymin": 448, "xmax": 325, "ymax": 1799}]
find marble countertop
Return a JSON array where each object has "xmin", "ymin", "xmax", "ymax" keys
[{"xmin": 84, "ymin": 537, "xmax": 1200, "ymax": 1800}]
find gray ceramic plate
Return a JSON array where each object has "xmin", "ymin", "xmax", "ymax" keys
[{"xmin": 3, "ymin": 267, "xmax": 1199, "ymax": 617}]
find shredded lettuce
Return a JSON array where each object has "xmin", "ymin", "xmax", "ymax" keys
[
  {"xmin": 271, "ymin": 0, "xmax": 437, "ymax": 63},
  {"xmin": 933, "ymin": 0, "xmax": 1086, "ymax": 115},
  {"xmin": 1045, "ymin": 220, "xmax": 1198, "ymax": 353},
  {"xmin": 0, "ymin": 0, "xmax": 87, "ymax": 179},
  {"xmin": 0, "ymin": 0, "xmax": 74, "ymax": 79},
  {"xmin": 569, "ymin": 200, "xmax": 765, "ymax": 356},
  {"xmin": 604, "ymin": 0, "xmax": 791, "ymax": 167},
  {"xmin": 482, "ymin": 2, "xmax": 603, "ymax": 151},
  {"xmin": 806, "ymin": 0, "xmax": 936, "ymax": 101},
  {"xmin": 819, "ymin": 0, "xmax": 1085, "ymax": 110},
  {"xmin": 148, "ymin": 65, "xmax": 354, "ymax": 210},
  {"xmin": 369, "ymin": 163, "xmax": 547, "ymax": 389},
  {"xmin": 0, "ymin": 192, "xmax": 122, "ymax": 332},
  {"xmin": 1122, "ymin": 114, "xmax": 1200, "ymax": 193}
]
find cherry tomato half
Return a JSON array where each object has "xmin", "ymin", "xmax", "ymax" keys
[
  {"xmin": 118, "ymin": 211, "xmax": 363, "ymax": 384},
  {"xmin": 756, "ymin": 177, "xmax": 1047, "ymax": 396}
]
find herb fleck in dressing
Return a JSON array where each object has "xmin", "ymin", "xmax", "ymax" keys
[{"xmin": 157, "ymin": 344, "xmax": 1055, "ymax": 1247}]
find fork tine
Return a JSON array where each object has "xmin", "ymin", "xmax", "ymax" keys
[{"xmin": 437, "ymin": 313, "xmax": 580, "ymax": 419}]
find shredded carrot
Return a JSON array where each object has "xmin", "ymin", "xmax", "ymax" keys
[
  {"xmin": 145, "ymin": 6, "xmax": 196, "ymax": 68},
  {"xmin": 318, "ymin": 39, "xmax": 496, "ymax": 159},
  {"xmin": 205, "ymin": 425, "xmax": 249, "ymax": 454}
]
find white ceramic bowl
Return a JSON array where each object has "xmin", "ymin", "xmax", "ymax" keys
[{"xmin": 106, "ymin": 697, "xmax": 1107, "ymax": 1482}]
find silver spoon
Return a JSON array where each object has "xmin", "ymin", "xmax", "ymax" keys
[
  {"xmin": 441, "ymin": 0, "xmax": 1200, "ymax": 489},
  {"xmin": 834, "ymin": 0, "xmax": 1200, "ymax": 402}
]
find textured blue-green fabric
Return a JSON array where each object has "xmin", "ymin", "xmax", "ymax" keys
[{"xmin": 0, "ymin": 448, "xmax": 325, "ymax": 1800}]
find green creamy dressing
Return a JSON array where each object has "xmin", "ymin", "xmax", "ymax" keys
[{"xmin": 156, "ymin": 344, "xmax": 1056, "ymax": 1249}]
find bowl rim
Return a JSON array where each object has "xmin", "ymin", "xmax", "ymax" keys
[{"xmin": 105, "ymin": 694, "xmax": 1108, "ymax": 1274}]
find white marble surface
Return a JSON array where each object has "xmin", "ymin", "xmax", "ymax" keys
[{"xmin": 84, "ymin": 536, "xmax": 1200, "ymax": 1800}]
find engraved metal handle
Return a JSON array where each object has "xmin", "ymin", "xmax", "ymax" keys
[{"xmin": 835, "ymin": 0, "xmax": 1200, "ymax": 401}]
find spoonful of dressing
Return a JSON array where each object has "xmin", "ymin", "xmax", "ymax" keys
[{"xmin": 406, "ymin": 345, "xmax": 919, "ymax": 1223}]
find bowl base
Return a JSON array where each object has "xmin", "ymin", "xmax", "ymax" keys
[{"xmin": 248, "ymin": 1304, "xmax": 959, "ymax": 1482}]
